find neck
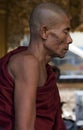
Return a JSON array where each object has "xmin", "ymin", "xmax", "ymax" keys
[{"xmin": 28, "ymin": 40, "xmax": 51, "ymax": 64}]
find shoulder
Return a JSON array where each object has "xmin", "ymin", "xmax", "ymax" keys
[{"xmin": 8, "ymin": 53, "xmax": 39, "ymax": 79}]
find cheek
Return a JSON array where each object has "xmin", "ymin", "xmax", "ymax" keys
[
  {"xmin": 59, "ymin": 35, "xmax": 67, "ymax": 43},
  {"xmin": 45, "ymin": 33, "xmax": 66, "ymax": 53},
  {"xmin": 47, "ymin": 32, "xmax": 61, "ymax": 45},
  {"xmin": 58, "ymin": 37, "xmax": 68, "ymax": 50}
]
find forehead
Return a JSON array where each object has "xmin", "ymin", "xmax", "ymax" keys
[{"xmin": 54, "ymin": 15, "xmax": 71, "ymax": 30}]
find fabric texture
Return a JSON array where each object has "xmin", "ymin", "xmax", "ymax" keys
[{"xmin": 0, "ymin": 46, "xmax": 66, "ymax": 130}]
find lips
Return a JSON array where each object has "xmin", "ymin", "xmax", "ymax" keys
[
  {"xmin": 65, "ymin": 47, "xmax": 69, "ymax": 50},
  {"xmin": 64, "ymin": 48, "xmax": 68, "ymax": 51},
  {"xmin": 65, "ymin": 48, "xmax": 68, "ymax": 50},
  {"xmin": 63, "ymin": 48, "xmax": 68, "ymax": 53}
]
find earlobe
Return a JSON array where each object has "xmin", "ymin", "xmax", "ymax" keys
[{"xmin": 40, "ymin": 26, "xmax": 48, "ymax": 40}]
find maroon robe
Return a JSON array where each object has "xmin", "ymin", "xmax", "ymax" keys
[{"xmin": 0, "ymin": 46, "xmax": 66, "ymax": 130}]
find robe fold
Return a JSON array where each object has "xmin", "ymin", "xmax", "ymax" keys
[{"xmin": 0, "ymin": 46, "xmax": 66, "ymax": 130}]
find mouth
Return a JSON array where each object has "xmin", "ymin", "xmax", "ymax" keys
[
  {"xmin": 64, "ymin": 47, "xmax": 69, "ymax": 51},
  {"xmin": 65, "ymin": 47, "xmax": 69, "ymax": 51},
  {"xmin": 63, "ymin": 48, "xmax": 68, "ymax": 53}
]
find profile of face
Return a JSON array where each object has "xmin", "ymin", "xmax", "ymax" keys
[{"xmin": 43, "ymin": 15, "xmax": 72, "ymax": 58}]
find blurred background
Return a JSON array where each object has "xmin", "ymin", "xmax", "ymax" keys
[{"xmin": 0, "ymin": 0, "xmax": 83, "ymax": 129}]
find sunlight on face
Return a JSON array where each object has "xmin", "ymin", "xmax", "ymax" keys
[{"xmin": 44, "ymin": 16, "xmax": 72, "ymax": 58}]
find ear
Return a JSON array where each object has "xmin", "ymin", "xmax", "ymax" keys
[{"xmin": 40, "ymin": 25, "xmax": 48, "ymax": 40}]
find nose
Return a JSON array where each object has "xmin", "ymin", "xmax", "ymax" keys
[{"xmin": 67, "ymin": 34, "xmax": 73, "ymax": 44}]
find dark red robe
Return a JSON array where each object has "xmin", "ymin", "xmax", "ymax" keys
[{"xmin": 0, "ymin": 46, "xmax": 66, "ymax": 130}]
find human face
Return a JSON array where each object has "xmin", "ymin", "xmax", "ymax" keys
[{"xmin": 44, "ymin": 16, "xmax": 72, "ymax": 58}]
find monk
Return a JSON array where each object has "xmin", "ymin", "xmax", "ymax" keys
[{"xmin": 0, "ymin": 2, "xmax": 72, "ymax": 130}]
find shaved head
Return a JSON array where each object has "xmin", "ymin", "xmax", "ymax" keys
[{"xmin": 29, "ymin": 2, "xmax": 68, "ymax": 35}]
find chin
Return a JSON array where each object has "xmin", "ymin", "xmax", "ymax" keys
[
  {"xmin": 58, "ymin": 54, "xmax": 65, "ymax": 58},
  {"xmin": 60, "ymin": 56, "xmax": 65, "ymax": 58},
  {"xmin": 52, "ymin": 53, "xmax": 65, "ymax": 58}
]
